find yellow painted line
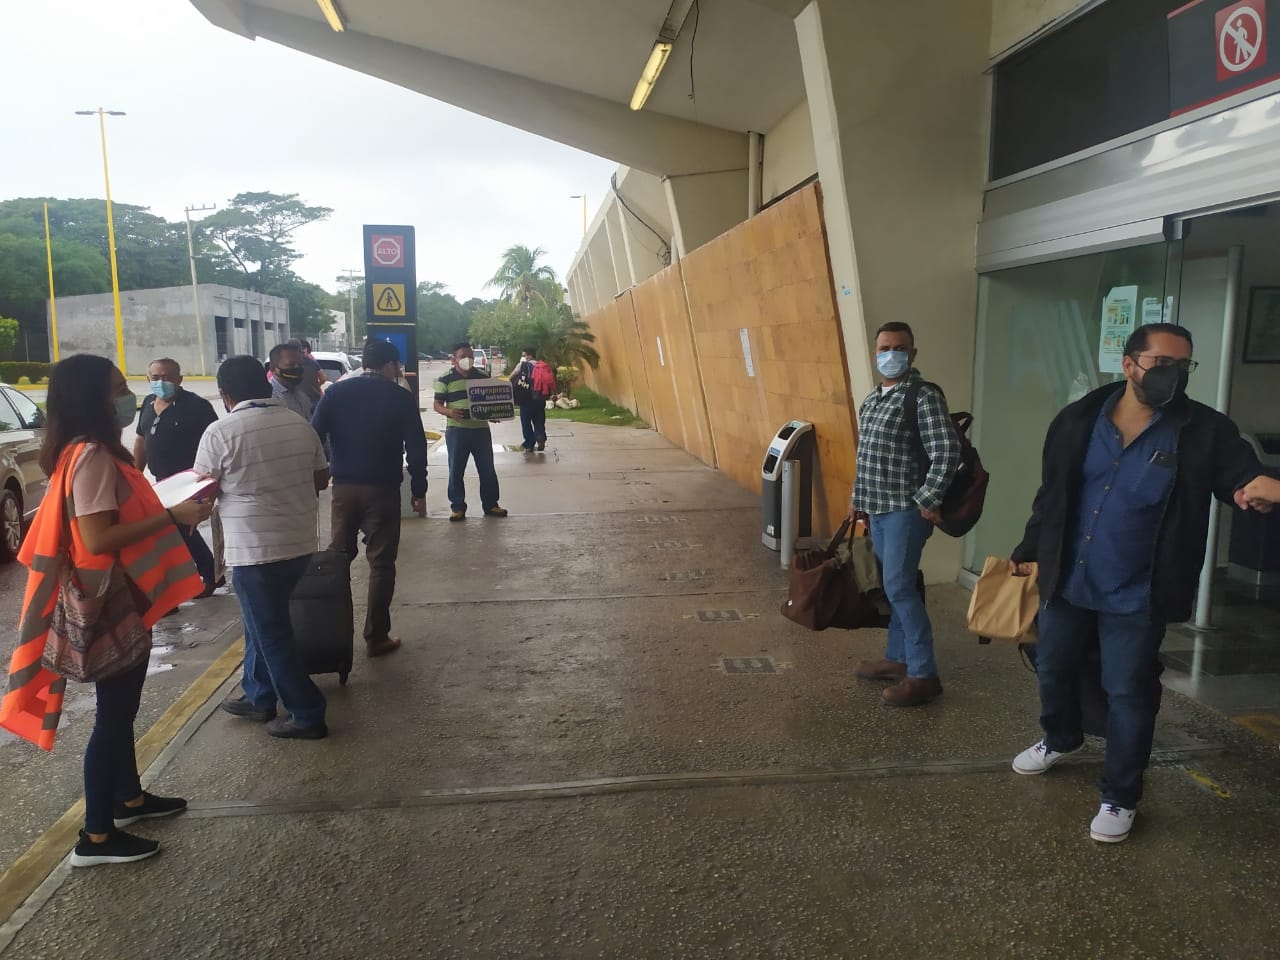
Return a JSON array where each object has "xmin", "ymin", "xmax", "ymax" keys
[
  {"xmin": 1181, "ymin": 765, "xmax": 1232, "ymax": 800},
  {"xmin": 0, "ymin": 637, "xmax": 244, "ymax": 925},
  {"xmin": 1234, "ymin": 711, "xmax": 1280, "ymax": 744}
]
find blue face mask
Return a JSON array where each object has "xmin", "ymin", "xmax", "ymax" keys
[
  {"xmin": 149, "ymin": 380, "xmax": 176, "ymax": 401},
  {"xmin": 876, "ymin": 349, "xmax": 911, "ymax": 380}
]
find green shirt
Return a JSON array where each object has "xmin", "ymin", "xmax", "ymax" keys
[{"xmin": 433, "ymin": 368, "xmax": 490, "ymax": 429}]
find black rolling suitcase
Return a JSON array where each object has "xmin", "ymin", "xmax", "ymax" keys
[{"xmin": 289, "ymin": 549, "xmax": 355, "ymax": 685}]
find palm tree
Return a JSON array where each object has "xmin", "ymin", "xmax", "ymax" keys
[
  {"xmin": 526, "ymin": 303, "xmax": 599, "ymax": 397},
  {"xmin": 486, "ymin": 245, "xmax": 559, "ymax": 311}
]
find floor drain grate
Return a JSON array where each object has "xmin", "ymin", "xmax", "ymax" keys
[
  {"xmin": 696, "ymin": 609, "xmax": 743, "ymax": 623},
  {"xmin": 721, "ymin": 657, "xmax": 777, "ymax": 674},
  {"xmin": 660, "ymin": 570, "xmax": 711, "ymax": 582}
]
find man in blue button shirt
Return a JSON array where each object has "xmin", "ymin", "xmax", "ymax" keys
[
  {"xmin": 311, "ymin": 339, "xmax": 427, "ymax": 658},
  {"xmin": 1007, "ymin": 323, "xmax": 1274, "ymax": 843}
]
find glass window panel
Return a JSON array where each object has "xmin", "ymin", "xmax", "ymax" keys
[{"xmin": 967, "ymin": 242, "xmax": 1175, "ymax": 570}]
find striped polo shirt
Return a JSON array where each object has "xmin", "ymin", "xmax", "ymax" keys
[
  {"xmin": 193, "ymin": 398, "xmax": 329, "ymax": 567},
  {"xmin": 433, "ymin": 367, "xmax": 490, "ymax": 429}
]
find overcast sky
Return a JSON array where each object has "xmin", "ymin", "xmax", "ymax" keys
[{"xmin": 0, "ymin": 0, "xmax": 615, "ymax": 302}]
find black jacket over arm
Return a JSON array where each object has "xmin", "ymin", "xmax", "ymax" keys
[{"xmin": 1012, "ymin": 382, "xmax": 1275, "ymax": 624}]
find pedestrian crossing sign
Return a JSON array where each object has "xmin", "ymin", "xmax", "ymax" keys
[{"xmin": 372, "ymin": 283, "xmax": 406, "ymax": 316}]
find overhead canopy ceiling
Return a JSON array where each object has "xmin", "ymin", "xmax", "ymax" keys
[{"xmin": 189, "ymin": 0, "xmax": 808, "ymax": 175}]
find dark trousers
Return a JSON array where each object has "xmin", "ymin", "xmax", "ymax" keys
[
  {"xmin": 330, "ymin": 483, "xmax": 402, "ymax": 646},
  {"xmin": 445, "ymin": 426, "xmax": 499, "ymax": 512},
  {"xmin": 232, "ymin": 556, "xmax": 326, "ymax": 727},
  {"xmin": 1037, "ymin": 598, "xmax": 1166, "ymax": 808},
  {"xmin": 178, "ymin": 522, "xmax": 216, "ymax": 588},
  {"xmin": 519, "ymin": 401, "xmax": 547, "ymax": 450},
  {"xmin": 84, "ymin": 655, "xmax": 148, "ymax": 834}
]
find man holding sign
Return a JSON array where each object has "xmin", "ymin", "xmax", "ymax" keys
[{"xmin": 433, "ymin": 343, "xmax": 509, "ymax": 522}]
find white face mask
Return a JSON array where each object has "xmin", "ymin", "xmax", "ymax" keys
[{"xmin": 457, "ymin": 357, "xmax": 473, "ymax": 372}]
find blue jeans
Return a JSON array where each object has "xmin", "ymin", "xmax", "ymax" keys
[
  {"xmin": 1037, "ymin": 598, "xmax": 1165, "ymax": 808},
  {"xmin": 519, "ymin": 401, "xmax": 547, "ymax": 450},
  {"xmin": 84, "ymin": 655, "xmax": 148, "ymax": 834},
  {"xmin": 445, "ymin": 426, "xmax": 499, "ymax": 512},
  {"xmin": 869, "ymin": 509, "xmax": 936, "ymax": 679},
  {"xmin": 232, "ymin": 556, "xmax": 326, "ymax": 728}
]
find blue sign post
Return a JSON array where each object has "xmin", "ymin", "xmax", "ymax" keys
[{"xmin": 362, "ymin": 224, "xmax": 418, "ymax": 396}]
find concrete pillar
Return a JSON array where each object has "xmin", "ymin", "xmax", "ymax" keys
[
  {"xmin": 603, "ymin": 202, "xmax": 636, "ymax": 290},
  {"xmin": 794, "ymin": 0, "xmax": 990, "ymax": 580},
  {"xmin": 662, "ymin": 169, "xmax": 749, "ymax": 260}
]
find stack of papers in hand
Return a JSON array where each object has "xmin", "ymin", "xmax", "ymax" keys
[{"xmin": 152, "ymin": 470, "xmax": 218, "ymax": 510}]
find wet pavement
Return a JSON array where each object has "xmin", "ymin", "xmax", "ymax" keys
[{"xmin": 1, "ymin": 417, "xmax": 1279, "ymax": 959}]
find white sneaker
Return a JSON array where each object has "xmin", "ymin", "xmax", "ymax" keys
[
  {"xmin": 1090, "ymin": 803, "xmax": 1137, "ymax": 843},
  {"xmin": 1011, "ymin": 738, "xmax": 1083, "ymax": 775}
]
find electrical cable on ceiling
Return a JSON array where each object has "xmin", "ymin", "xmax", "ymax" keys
[
  {"xmin": 688, "ymin": 0, "xmax": 700, "ymax": 102},
  {"xmin": 611, "ymin": 173, "xmax": 672, "ymax": 267}
]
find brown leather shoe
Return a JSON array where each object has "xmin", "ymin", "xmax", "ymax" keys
[
  {"xmin": 881, "ymin": 676, "xmax": 943, "ymax": 707},
  {"xmin": 854, "ymin": 658, "xmax": 908, "ymax": 682},
  {"xmin": 366, "ymin": 637, "xmax": 402, "ymax": 658}
]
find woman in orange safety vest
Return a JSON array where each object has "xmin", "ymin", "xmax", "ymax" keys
[{"xmin": 1, "ymin": 355, "xmax": 211, "ymax": 867}]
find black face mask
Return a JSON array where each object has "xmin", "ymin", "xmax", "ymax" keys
[
  {"xmin": 277, "ymin": 366, "xmax": 303, "ymax": 387},
  {"xmin": 1136, "ymin": 364, "xmax": 1189, "ymax": 408}
]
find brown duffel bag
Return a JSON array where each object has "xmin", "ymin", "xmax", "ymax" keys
[{"xmin": 780, "ymin": 518, "xmax": 892, "ymax": 631}]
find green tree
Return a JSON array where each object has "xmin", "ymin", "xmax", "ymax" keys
[
  {"xmin": 0, "ymin": 318, "xmax": 18, "ymax": 360},
  {"xmin": 486, "ymin": 245, "xmax": 560, "ymax": 310},
  {"xmin": 203, "ymin": 192, "xmax": 333, "ymax": 289},
  {"xmin": 202, "ymin": 192, "xmax": 333, "ymax": 334}
]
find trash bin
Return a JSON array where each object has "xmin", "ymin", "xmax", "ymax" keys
[{"xmin": 761, "ymin": 420, "xmax": 815, "ymax": 551}]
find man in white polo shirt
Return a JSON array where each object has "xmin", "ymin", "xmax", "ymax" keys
[{"xmin": 195, "ymin": 356, "xmax": 331, "ymax": 740}]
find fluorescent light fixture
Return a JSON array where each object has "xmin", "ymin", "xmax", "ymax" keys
[
  {"xmin": 630, "ymin": 41, "xmax": 673, "ymax": 111},
  {"xmin": 316, "ymin": 0, "xmax": 345, "ymax": 32}
]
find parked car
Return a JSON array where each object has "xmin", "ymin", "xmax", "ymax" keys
[
  {"xmin": 0, "ymin": 385, "xmax": 47, "ymax": 562},
  {"xmin": 472, "ymin": 348, "xmax": 489, "ymax": 373},
  {"xmin": 311, "ymin": 351, "xmax": 354, "ymax": 384}
]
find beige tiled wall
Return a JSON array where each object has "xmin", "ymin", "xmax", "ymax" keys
[{"xmin": 578, "ymin": 184, "xmax": 857, "ymax": 536}]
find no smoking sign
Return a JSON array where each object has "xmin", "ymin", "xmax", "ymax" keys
[
  {"xmin": 1217, "ymin": 0, "xmax": 1267, "ymax": 80},
  {"xmin": 370, "ymin": 234, "xmax": 404, "ymax": 268}
]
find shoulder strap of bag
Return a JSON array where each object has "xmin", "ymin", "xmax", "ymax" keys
[
  {"xmin": 903, "ymin": 381, "xmax": 931, "ymax": 486},
  {"xmin": 822, "ymin": 518, "xmax": 854, "ymax": 559}
]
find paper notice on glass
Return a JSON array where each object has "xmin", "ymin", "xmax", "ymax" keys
[
  {"xmin": 152, "ymin": 470, "xmax": 218, "ymax": 510},
  {"xmin": 1142, "ymin": 296, "xmax": 1163, "ymax": 325},
  {"xmin": 1098, "ymin": 285, "xmax": 1138, "ymax": 374}
]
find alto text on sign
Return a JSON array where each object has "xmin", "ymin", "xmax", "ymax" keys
[
  {"xmin": 373, "ymin": 283, "xmax": 406, "ymax": 316},
  {"xmin": 370, "ymin": 234, "xmax": 404, "ymax": 268}
]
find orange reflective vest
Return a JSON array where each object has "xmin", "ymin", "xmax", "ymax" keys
[{"xmin": 0, "ymin": 442, "xmax": 203, "ymax": 750}]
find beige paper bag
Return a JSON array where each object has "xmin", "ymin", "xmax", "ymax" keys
[{"xmin": 966, "ymin": 556, "xmax": 1039, "ymax": 641}]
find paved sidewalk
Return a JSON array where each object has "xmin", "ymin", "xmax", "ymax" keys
[{"xmin": 3, "ymin": 418, "xmax": 1280, "ymax": 960}]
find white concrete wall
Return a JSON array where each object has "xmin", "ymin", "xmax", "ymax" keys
[
  {"xmin": 51, "ymin": 284, "xmax": 289, "ymax": 376},
  {"xmin": 762, "ymin": 99, "xmax": 817, "ymax": 204}
]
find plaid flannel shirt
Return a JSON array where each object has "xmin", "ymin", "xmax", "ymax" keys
[{"xmin": 851, "ymin": 370, "xmax": 961, "ymax": 515}]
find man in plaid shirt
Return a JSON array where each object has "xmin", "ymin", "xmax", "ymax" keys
[{"xmin": 849, "ymin": 322, "xmax": 961, "ymax": 707}]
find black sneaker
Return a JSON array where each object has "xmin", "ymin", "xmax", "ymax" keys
[
  {"xmin": 220, "ymin": 696, "xmax": 276, "ymax": 722},
  {"xmin": 266, "ymin": 717, "xmax": 328, "ymax": 740},
  {"xmin": 536, "ymin": 441, "xmax": 545, "ymax": 452},
  {"xmin": 70, "ymin": 829, "xmax": 160, "ymax": 868},
  {"xmin": 113, "ymin": 792, "xmax": 188, "ymax": 828}
]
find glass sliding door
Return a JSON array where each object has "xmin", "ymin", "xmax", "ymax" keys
[{"xmin": 967, "ymin": 241, "xmax": 1179, "ymax": 570}]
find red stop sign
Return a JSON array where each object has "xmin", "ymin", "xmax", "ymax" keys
[{"xmin": 370, "ymin": 234, "xmax": 404, "ymax": 268}]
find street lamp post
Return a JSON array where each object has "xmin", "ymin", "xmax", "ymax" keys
[
  {"xmin": 337, "ymin": 269, "xmax": 364, "ymax": 349},
  {"xmin": 184, "ymin": 203, "xmax": 216, "ymax": 375},
  {"xmin": 75, "ymin": 108, "xmax": 127, "ymax": 374},
  {"xmin": 570, "ymin": 194, "xmax": 587, "ymax": 237}
]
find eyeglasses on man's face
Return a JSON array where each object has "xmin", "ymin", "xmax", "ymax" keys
[{"xmin": 1132, "ymin": 354, "xmax": 1199, "ymax": 373}]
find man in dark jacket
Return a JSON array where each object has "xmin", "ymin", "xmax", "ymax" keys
[
  {"xmin": 311, "ymin": 338, "xmax": 428, "ymax": 658},
  {"xmin": 1008, "ymin": 323, "xmax": 1273, "ymax": 844}
]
